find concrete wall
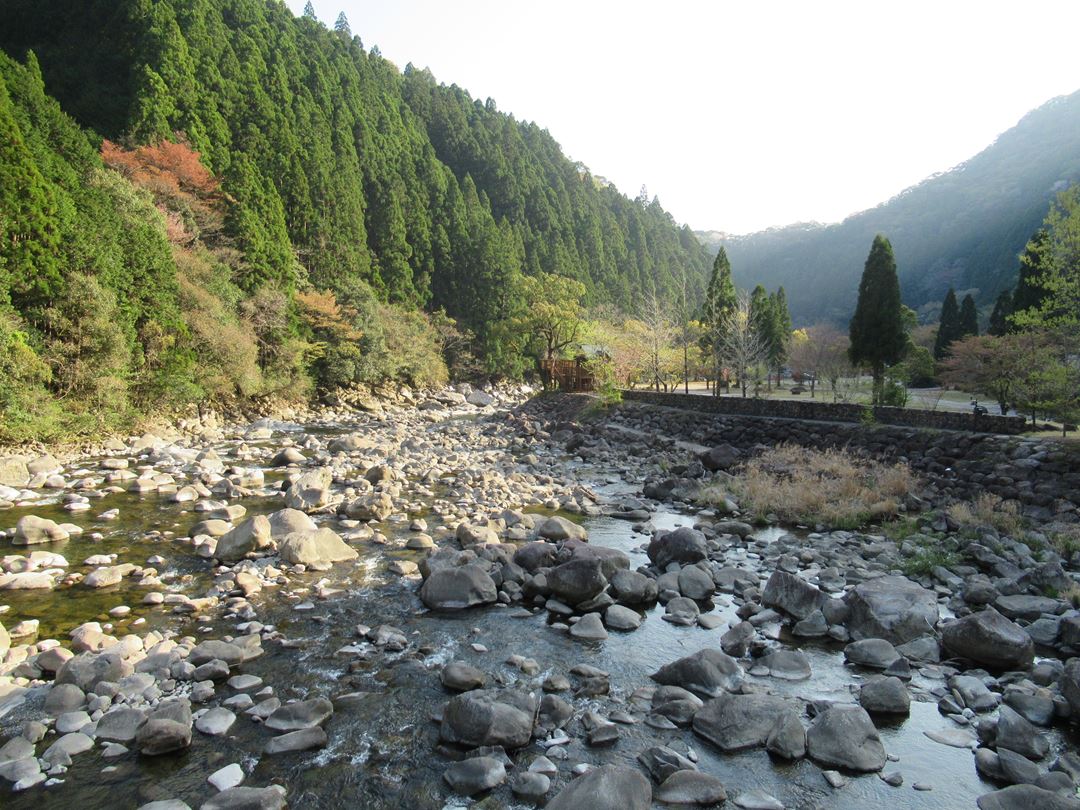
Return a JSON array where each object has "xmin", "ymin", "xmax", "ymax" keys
[{"xmin": 621, "ymin": 390, "xmax": 1027, "ymax": 435}]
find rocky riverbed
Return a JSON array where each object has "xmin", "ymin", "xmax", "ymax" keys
[{"xmin": 1, "ymin": 390, "xmax": 1080, "ymax": 809}]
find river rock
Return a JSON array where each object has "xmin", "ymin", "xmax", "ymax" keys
[
  {"xmin": 13, "ymin": 515, "xmax": 69, "ymax": 545},
  {"xmin": 440, "ymin": 688, "xmax": 538, "ymax": 749},
  {"xmin": 546, "ymin": 764, "xmax": 652, "ymax": 810},
  {"xmin": 200, "ymin": 785, "xmax": 287, "ymax": 810},
  {"xmin": 759, "ymin": 648, "xmax": 811, "ymax": 680},
  {"xmin": 284, "ymin": 467, "xmax": 333, "ymax": 512},
  {"xmin": 443, "ymin": 756, "xmax": 507, "ymax": 796},
  {"xmin": 940, "ymin": 608, "xmax": 1035, "ymax": 670},
  {"xmin": 546, "ymin": 558, "xmax": 608, "ymax": 605},
  {"xmin": 441, "ymin": 662, "xmax": 488, "ymax": 692},
  {"xmin": 456, "ymin": 522, "xmax": 501, "ymax": 547},
  {"xmin": 265, "ymin": 697, "xmax": 334, "ymax": 731},
  {"xmin": 655, "ymin": 770, "xmax": 728, "ymax": 805},
  {"xmin": 844, "ymin": 575, "xmax": 939, "ymax": 644},
  {"xmin": 844, "ymin": 638, "xmax": 901, "ymax": 669},
  {"xmin": 610, "ymin": 569, "xmax": 658, "ymax": 604},
  {"xmin": 278, "ymin": 527, "xmax": 358, "ymax": 568},
  {"xmin": 537, "ymin": 515, "xmax": 587, "ymax": 542},
  {"xmin": 859, "ymin": 677, "xmax": 910, "ymax": 715},
  {"xmin": 995, "ymin": 705, "xmax": 1049, "ymax": 760},
  {"xmin": 267, "ymin": 508, "xmax": 318, "ymax": 539},
  {"xmin": 605, "ymin": 604, "xmax": 642, "ymax": 631},
  {"xmin": 762, "ymin": 570, "xmax": 825, "ymax": 620},
  {"xmin": 56, "ymin": 651, "xmax": 132, "ymax": 692},
  {"xmin": 637, "ymin": 746, "xmax": 698, "ymax": 782},
  {"xmin": 93, "ymin": 707, "xmax": 146, "ymax": 743},
  {"xmin": 190, "ymin": 640, "xmax": 245, "ymax": 667},
  {"xmin": 215, "ymin": 515, "xmax": 272, "ymax": 562},
  {"xmin": 647, "ymin": 527, "xmax": 708, "ymax": 569},
  {"xmin": 652, "ymin": 648, "xmax": 743, "ymax": 698},
  {"xmin": 693, "ymin": 692, "xmax": 796, "ymax": 751},
  {"xmin": 420, "ymin": 565, "xmax": 498, "ymax": 609},
  {"xmin": 196, "ymin": 707, "xmax": 236, "ymax": 736},
  {"xmin": 345, "ymin": 491, "xmax": 393, "ymax": 521},
  {"xmin": 135, "ymin": 699, "xmax": 193, "ymax": 756},
  {"xmin": 806, "ymin": 704, "xmax": 886, "ymax": 772},
  {"xmin": 570, "ymin": 612, "xmax": 609, "ymax": 640},
  {"xmin": 976, "ymin": 784, "xmax": 1080, "ymax": 810},
  {"xmin": 264, "ymin": 726, "xmax": 328, "ymax": 754}
]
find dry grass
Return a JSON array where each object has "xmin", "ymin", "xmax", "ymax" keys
[
  {"xmin": 946, "ymin": 493, "xmax": 1024, "ymax": 536},
  {"xmin": 696, "ymin": 444, "xmax": 918, "ymax": 530}
]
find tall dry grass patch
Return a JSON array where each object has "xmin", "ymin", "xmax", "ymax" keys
[{"xmin": 697, "ymin": 444, "xmax": 919, "ymax": 530}]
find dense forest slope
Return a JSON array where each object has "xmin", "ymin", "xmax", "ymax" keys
[
  {"xmin": 0, "ymin": 0, "xmax": 710, "ymax": 440},
  {"xmin": 697, "ymin": 91, "xmax": 1080, "ymax": 324}
]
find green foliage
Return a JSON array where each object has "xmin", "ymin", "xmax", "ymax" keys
[
  {"xmin": 933, "ymin": 288, "xmax": 961, "ymax": 359},
  {"xmin": 987, "ymin": 289, "xmax": 1012, "ymax": 336},
  {"xmin": 849, "ymin": 235, "xmax": 908, "ymax": 403},
  {"xmin": 879, "ymin": 377, "xmax": 909, "ymax": 407},
  {"xmin": 959, "ymin": 293, "xmax": 979, "ymax": 339},
  {"xmin": 898, "ymin": 344, "xmax": 936, "ymax": 388}
]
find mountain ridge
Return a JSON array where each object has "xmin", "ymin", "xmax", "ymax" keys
[{"xmin": 695, "ymin": 90, "xmax": 1080, "ymax": 324}]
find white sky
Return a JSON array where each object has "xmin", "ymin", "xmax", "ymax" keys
[{"xmin": 288, "ymin": 0, "xmax": 1080, "ymax": 235}]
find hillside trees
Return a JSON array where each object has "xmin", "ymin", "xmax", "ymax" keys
[
  {"xmin": 933, "ymin": 288, "xmax": 961, "ymax": 359},
  {"xmin": 849, "ymin": 235, "xmax": 908, "ymax": 404}
]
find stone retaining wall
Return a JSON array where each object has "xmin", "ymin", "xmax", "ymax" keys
[
  {"xmin": 621, "ymin": 390, "xmax": 1027, "ymax": 434},
  {"xmin": 610, "ymin": 398, "xmax": 1080, "ymax": 520}
]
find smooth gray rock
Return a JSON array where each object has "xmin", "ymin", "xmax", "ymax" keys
[
  {"xmin": 443, "ymin": 756, "xmax": 507, "ymax": 796},
  {"xmin": 546, "ymin": 765, "xmax": 652, "ymax": 810},
  {"xmin": 859, "ymin": 677, "xmax": 910, "ymax": 715},
  {"xmin": 762, "ymin": 570, "xmax": 825, "ymax": 620},
  {"xmin": 806, "ymin": 704, "xmax": 886, "ymax": 773},
  {"xmin": 655, "ymin": 770, "xmax": 728, "ymax": 805},
  {"xmin": 420, "ymin": 565, "xmax": 498, "ymax": 609},
  {"xmin": 439, "ymin": 689, "xmax": 538, "ymax": 750},
  {"xmin": 844, "ymin": 576, "xmax": 939, "ymax": 644},
  {"xmin": 693, "ymin": 692, "xmax": 795, "ymax": 752},
  {"xmin": 941, "ymin": 609, "xmax": 1035, "ymax": 670},
  {"xmin": 652, "ymin": 648, "xmax": 742, "ymax": 698},
  {"xmin": 264, "ymin": 698, "xmax": 333, "ymax": 732},
  {"xmin": 263, "ymin": 727, "xmax": 327, "ymax": 754}
]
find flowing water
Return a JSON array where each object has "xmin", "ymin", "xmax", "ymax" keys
[{"xmin": 0, "ymin": 420, "xmax": 1072, "ymax": 808}]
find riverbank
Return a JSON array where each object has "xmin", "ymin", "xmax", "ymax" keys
[{"xmin": 1, "ymin": 393, "xmax": 1079, "ymax": 808}]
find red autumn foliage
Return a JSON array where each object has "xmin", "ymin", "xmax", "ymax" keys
[{"xmin": 101, "ymin": 135, "xmax": 226, "ymax": 245}]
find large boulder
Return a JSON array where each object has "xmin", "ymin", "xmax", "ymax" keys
[
  {"xmin": 135, "ymin": 699, "xmax": 192, "ymax": 756},
  {"xmin": 513, "ymin": 542, "xmax": 558, "ymax": 573},
  {"xmin": 762, "ymin": 570, "xmax": 826, "ymax": 620},
  {"xmin": 0, "ymin": 457, "xmax": 29, "ymax": 487},
  {"xmin": 13, "ymin": 515, "xmax": 69, "ymax": 545},
  {"xmin": 537, "ymin": 516, "xmax": 587, "ymax": 542},
  {"xmin": 266, "ymin": 508, "xmax": 318, "ymax": 539},
  {"xmin": 805, "ymin": 704, "xmax": 886, "ymax": 772},
  {"xmin": 940, "ymin": 608, "xmax": 1035, "ymax": 670},
  {"xmin": 278, "ymin": 528, "xmax": 358, "ymax": 569},
  {"xmin": 976, "ymin": 785, "xmax": 1080, "ymax": 810},
  {"xmin": 647, "ymin": 527, "xmax": 708, "ymax": 569},
  {"xmin": 610, "ymin": 570, "xmax": 658, "ymax": 605},
  {"xmin": 284, "ymin": 468, "xmax": 333, "ymax": 512},
  {"xmin": 344, "ymin": 491, "xmax": 394, "ymax": 521},
  {"xmin": 651, "ymin": 648, "xmax": 742, "ymax": 698},
  {"xmin": 1060, "ymin": 658, "xmax": 1080, "ymax": 717},
  {"xmin": 440, "ymin": 689, "xmax": 538, "ymax": 750},
  {"xmin": 546, "ymin": 765, "xmax": 651, "ymax": 810},
  {"xmin": 700, "ymin": 444, "xmax": 740, "ymax": 472},
  {"xmin": 201, "ymin": 786, "xmax": 287, "ymax": 810},
  {"xmin": 420, "ymin": 565, "xmax": 498, "ymax": 610},
  {"xmin": 56, "ymin": 652, "xmax": 132, "ymax": 692},
  {"xmin": 546, "ymin": 558, "xmax": 607, "ymax": 605},
  {"xmin": 692, "ymin": 692, "xmax": 796, "ymax": 752},
  {"xmin": 215, "ymin": 515, "xmax": 272, "ymax": 562},
  {"xmin": 265, "ymin": 698, "xmax": 334, "ymax": 732},
  {"xmin": 844, "ymin": 575, "xmax": 939, "ymax": 644}
]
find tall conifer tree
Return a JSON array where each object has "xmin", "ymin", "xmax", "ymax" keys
[
  {"xmin": 959, "ymin": 293, "xmax": 979, "ymax": 339},
  {"xmin": 934, "ymin": 288, "xmax": 961, "ymax": 359},
  {"xmin": 849, "ymin": 235, "xmax": 907, "ymax": 404}
]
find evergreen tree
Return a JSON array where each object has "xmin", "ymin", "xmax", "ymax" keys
[
  {"xmin": 1011, "ymin": 229, "xmax": 1050, "ymax": 325},
  {"xmin": 933, "ymin": 288, "xmax": 961, "ymax": 359},
  {"xmin": 987, "ymin": 290, "xmax": 1013, "ymax": 336},
  {"xmin": 849, "ymin": 234, "xmax": 907, "ymax": 404},
  {"xmin": 303, "ymin": 2, "xmax": 316, "ymax": 19},
  {"xmin": 959, "ymin": 293, "xmax": 979, "ymax": 339},
  {"xmin": 334, "ymin": 12, "xmax": 350, "ymax": 36},
  {"xmin": 701, "ymin": 246, "xmax": 735, "ymax": 390}
]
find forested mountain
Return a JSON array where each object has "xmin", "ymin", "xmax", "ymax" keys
[
  {"xmin": 0, "ymin": 0, "xmax": 710, "ymax": 440},
  {"xmin": 696, "ymin": 90, "xmax": 1080, "ymax": 325}
]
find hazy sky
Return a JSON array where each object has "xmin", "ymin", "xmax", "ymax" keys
[{"xmin": 288, "ymin": 1, "xmax": 1080, "ymax": 234}]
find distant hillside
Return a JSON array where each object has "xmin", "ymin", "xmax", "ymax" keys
[{"xmin": 697, "ymin": 91, "xmax": 1080, "ymax": 325}]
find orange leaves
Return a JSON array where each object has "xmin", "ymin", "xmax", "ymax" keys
[
  {"xmin": 101, "ymin": 136, "xmax": 218, "ymax": 197},
  {"xmin": 295, "ymin": 289, "xmax": 364, "ymax": 342}
]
